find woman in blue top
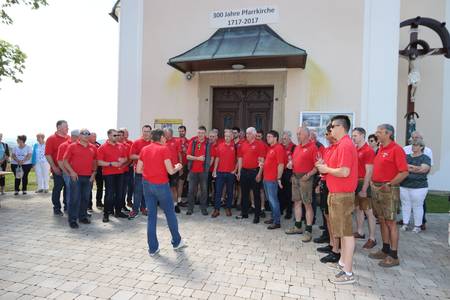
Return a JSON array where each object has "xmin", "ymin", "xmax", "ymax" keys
[{"xmin": 399, "ymin": 140, "xmax": 431, "ymax": 233}]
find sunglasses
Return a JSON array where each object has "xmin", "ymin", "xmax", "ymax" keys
[
  {"xmin": 369, "ymin": 139, "xmax": 376, "ymax": 143},
  {"xmin": 112, "ymin": 134, "xmax": 120, "ymax": 137},
  {"xmin": 80, "ymin": 131, "xmax": 91, "ymax": 136},
  {"xmin": 330, "ymin": 124, "xmax": 341, "ymax": 129}
]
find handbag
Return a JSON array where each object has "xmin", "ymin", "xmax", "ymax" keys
[{"xmin": 15, "ymin": 165, "xmax": 24, "ymax": 179}]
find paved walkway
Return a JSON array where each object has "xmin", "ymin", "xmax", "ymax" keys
[{"xmin": 0, "ymin": 193, "xmax": 449, "ymax": 300}]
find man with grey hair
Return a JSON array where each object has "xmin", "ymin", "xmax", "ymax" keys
[
  {"xmin": 56, "ymin": 129, "xmax": 80, "ymax": 215},
  {"xmin": 402, "ymin": 130, "xmax": 433, "ymax": 230},
  {"xmin": 279, "ymin": 130, "xmax": 296, "ymax": 219},
  {"xmin": 236, "ymin": 127, "xmax": 266, "ymax": 222},
  {"xmin": 288, "ymin": 126, "xmax": 318, "ymax": 242},
  {"xmin": 207, "ymin": 129, "xmax": 219, "ymax": 206},
  {"xmin": 370, "ymin": 124, "xmax": 408, "ymax": 267}
]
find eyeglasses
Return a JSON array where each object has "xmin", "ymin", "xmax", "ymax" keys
[
  {"xmin": 112, "ymin": 134, "xmax": 120, "ymax": 137},
  {"xmin": 80, "ymin": 131, "xmax": 91, "ymax": 136}
]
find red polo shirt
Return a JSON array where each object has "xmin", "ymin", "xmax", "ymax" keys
[
  {"xmin": 238, "ymin": 139, "xmax": 266, "ymax": 169},
  {"xmin": 97, "ymin": 141, "xmax": 127, "ymax": 175},
  {"xmin": 372, "ymin": 141, "xmax": 408, "ymax": 183},
  {"xmin": 140, "ymin": 143, "xmax": 171, "ymax": 184},
  {"xmin": 214, "ymin": 142, "xmax": 236, "ymax": 173},
  {"xmin": 166, "ymin": 137, "xmax": 181, "ymax": 165},
  {"xmin": 209, "ymin": 142, "xmax": 219, "ymax": 171},
  {"xmin": 45, "ymin": 133, "xmax": 69, "ymax": 165},
  {"xmin": 64, "ymin": 141, "xmax": 97, "ymax": 176},
  {"xmin": 357, "ymin": 143, "xmax": 375, "ymax": 179},
  {"xmin": 119, "ymin": 141, "xmax": 131, "ymax": 173},
  {"xmin": 326, "ymin": 135, "xmax": 358, "ymax": 193},
  {"xmin": 292, "ymin": 141, "xmax": 318, "ymax": 174},
  {"xmin": 177, "ymin": 136, "xmax": 189, "ymax": 165},
  {"xmin": 187, "ymin": 138, "xmax": 208, "ymax": 173},
  {"xmin": 320, "ymin": 143, "xmax": 337, "ymax": 182},
  {"xmin": 130, "ymin": 138, "xmax": 152, "ymax": 168},
  {"xmin": 263, "ymin": 144, "xmax": 285, "ymax": 181},
  {"xmin": 57, "ymin": 141, "xmax": 73, "ymax": 162}
]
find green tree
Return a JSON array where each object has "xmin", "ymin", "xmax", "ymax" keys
[{"xmin": 0, "ymin": 0, "xmax": 48, "ymax": 84}]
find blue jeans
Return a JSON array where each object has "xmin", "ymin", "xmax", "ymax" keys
[
  {"xmin": 69, "ymin": 176, "xmax": 90, "ymax": 223},
  {"xmin": 264, "ymin": 180, "xmax": 281, "ymax": 225},
  {"xmin": 132, "ymin": 173, "xmax": 146, "ymax": 213},
  {"xmin": 51, "ymin": 173, "xmax": 66, "ymax": 212},
  {"xmin": 63, "ymin": 174, "xmax": 72, "ymax": 210},
  {"xmin": 214, "ymin": 172, "xmax": 234, "ymax": 209},
  {"xmin": 143, "ymin": 179, "xmax": 182, "ymax": 253}
]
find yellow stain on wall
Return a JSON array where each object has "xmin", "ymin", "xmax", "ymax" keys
[
  {"xmin": 305, "ymin": 59, "xmax": 331, "ymax": 109},
  {"xmin": 166, "ymin": 70, "xmax": 183, "ymax": 88}
]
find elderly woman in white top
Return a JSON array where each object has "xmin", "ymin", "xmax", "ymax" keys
[
  {"xmin": 11, "ymin": 135, "xmax": 33, "ymax": 195},
  {"xmin": 33, "ymin": 133, "xmax": 50, "ymax": 193}
]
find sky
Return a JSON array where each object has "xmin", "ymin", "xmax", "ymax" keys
[{"xmin": 0, "ymin": 0, "xmax": 119, "ymax": 142}]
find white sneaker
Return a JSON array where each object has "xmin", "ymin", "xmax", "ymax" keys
[
  {"xmin": 412, "ymin": 227, "xmax": 421, "ymax": 233},
  {"xmin": 400, "ymin": 225, "xmax": 408, "ymax": 231},
  {"xmin": 173, "ymin": 240, "xmax": 188, "ymax": 251},
  {"xmin": 149, "ymin": 248, "xmax": 160, "ymax": 257}
]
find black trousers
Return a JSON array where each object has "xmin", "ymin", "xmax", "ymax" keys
[
  {"xmin": 240, "ymin": 168, "xmax": 261, "ymax": 217},
  {"xmin": 278, "ymin": 169, "xmax": 293, "ymax": 215},
  {"xmin": 104, "ymin": 174, "xmax": 124, "ymax": 215},
  {"xmin": 11, "ymin": 164, "xmax": 32, "ymax": 192}
]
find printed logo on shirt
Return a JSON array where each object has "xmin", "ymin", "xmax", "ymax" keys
[{"xmin": 382, "ymin": 152, "xmax": 389, "ymax": 158}]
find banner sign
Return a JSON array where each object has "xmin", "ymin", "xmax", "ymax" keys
[{"xmin": 210, "ymin": 5, "xmax": 279, "ymax": 28}]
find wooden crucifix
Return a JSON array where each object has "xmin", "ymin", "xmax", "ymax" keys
[{"xmin": 399, "ymin": 16, "xmax": 450, "ymax": 145}]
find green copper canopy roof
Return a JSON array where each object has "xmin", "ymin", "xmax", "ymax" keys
[{"xmin": 168, "ymin": 25, "xmax": 307, "ymax": 73}]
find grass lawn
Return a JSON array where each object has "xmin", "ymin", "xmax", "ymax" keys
[{"xmin": 1, "ymin": 170, "xmax": 449, "ymax": 213}]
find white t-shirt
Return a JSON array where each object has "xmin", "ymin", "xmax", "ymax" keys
[
  {"xmin": 11, "ymin": 145, "xmax": 32, "ymax": 165},
  {"xmin": 403, "ymin": 145, "xmax": 433, "ymax": 166}
]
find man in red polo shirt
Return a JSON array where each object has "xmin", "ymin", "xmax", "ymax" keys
[
  {"xmin": 97, "ymin": 129, "xmax": 129, "ymax": 222},
  {"xmin": 56, "ymin": 129, "xmax": 79, "ymax": 215},
  {"xmin": 278, "ymin": 130, "xmax": 296, "ymax": 220},
  {"xmin": 63, "ymin": 129, "xmax": 97, "ymax": 229},
  {"xmin": 287, "ymin": 126, "xmax": 318, "ymax": 242},
  {"xmin": 207, "ymin": 129, "xmax": 219, "ymax": 207},
  {"xmin": 137, "ymin": 129, "xmax": 185, "ymax": 256},
  {"xmin": 45, "ymin": 120, "xmax": 69, "ymax": 215},
  {"xmin": 128, "ymin": 125, "xmax": 152, "ymax": 219},
  {"xmin": 186, "ymin": 126, "xmax": 213, "ymax": 216},
  {"xmin": 176, "ymin": 125, "xmax": 189, "ymax": 206},
  {"xmin": 261, "ymin": 130, "xmax": 285, "ymax": 229},
  {"xmin": 351, "ymin": 127, "xmax": 377, "ymax": 249},
  {"xmin": 369, "ymin": 124, "xmax": 408, "ymax": 267},
  {"xmin": 236, "ymin": 127, "xmax": 266, "ymax": 223},
  {"xmin": 164, "ymin": 127, "xmax": 183, "ymax": 213},
  {"xmin": 211, "ymin": 129, "xmax": 236, "ymax": 217},
  {"xmin": 316, "ymin": 115, "xmax": 358, "ymax": 285},
  {"xmin": 118, "ymin": 128, "xmax": 134, "ymax": 209}
]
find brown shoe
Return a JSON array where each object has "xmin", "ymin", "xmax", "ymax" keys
[
  {"xmin": 225, "ymin": 208, "xmax": 232, "ymax": 217},
  {"xmin": 379, "ymin": 256, "xmax": 400, "ymax": 267},
  {"xmin": 353, "ymin": 232, "xmax": 365, "ymax": 239},
  {"xmin": 267, "ymin": 223, "xmax": 281, "ymax": 230},
  {"xmin": 211, "ymin": 209, "xmax": 220, "ymax": 218},
  {"xmin": 362, "ymin": 239, "xmax": 377, "ymax": 250},
  {"xmin": 302, "ymin": 231, "xmax": 312, "ymax": 243},
  {"xmin": 368, "ymin": 250, "xmax": 388, "ymax": 260},
  {"xmin": 420, "ymin": 223, "xmax": 426, "ymax": 231}
]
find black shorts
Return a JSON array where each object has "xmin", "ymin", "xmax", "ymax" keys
[
  {"xmin": 168, "ymin": 173, "xmax": 179, "ymax": 187},
  {"xmin": 179, "ymin": 165, "xmax": 188, "ymax": 181}
]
